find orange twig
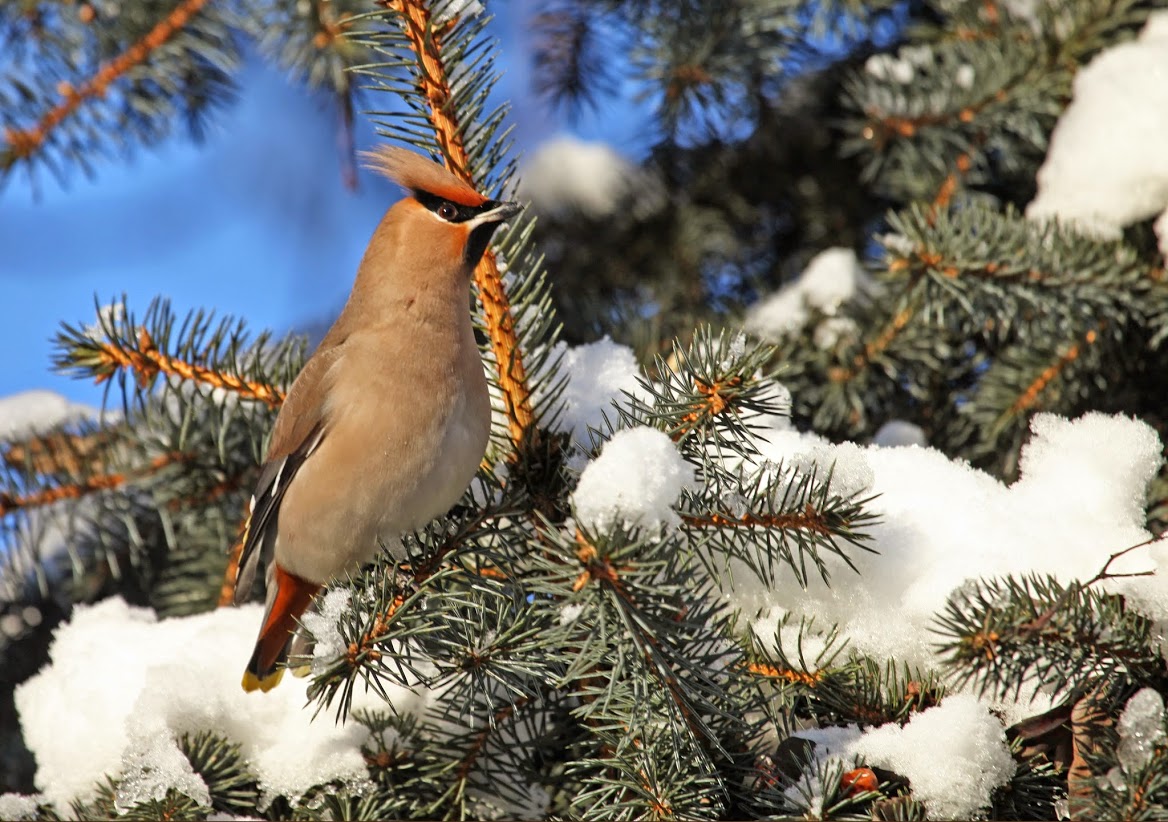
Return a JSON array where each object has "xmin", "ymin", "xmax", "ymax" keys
[
  {"xmin": 861, "ymin": 90, "xmax": 1003, "ymax": 147},
  {"xmin": 3, "ymin": 429, "xmax": 116, "ymax": 476},
  {"xmin": 384, "ymin": 0, "xmax": 535, "ymax": 450},
  {"xmin": 93, "ymin": 327, "xmax": 284, "ymax": 407},
  {"xmin": 456, "ymin": 696, "xmax": 530, "ymax": 781},
  {"xmin": 683, "ymin": 504, "xmax": 835, "ymax": 535},
  {"xmin": 346, "ymin": 592, "xmax": 407, "ymax": 665},
  {"xmin": 3, "ymin": 0, "xmax": 210, "ymax": 162},
  {"xmin": 0, "ymin": 451, "xmax": 186, "ymax": 517},
  {"xmin": 746, "ymin": 660, "xmax": 822, "ymax": 687},
  {"xmin": 929, "ymin": 152, "xmax": 973, "ymax": 219},
  {"xmin": 828, "ymin": 306, "xmax": 916, "ymax": 385},
  {"xmin": 1008, "ymin": 326, "xmax": 1099, "ymax": 416},
  {"xmin": 674, "ymin": 377, "xmax": 742, "ymax": 438}
]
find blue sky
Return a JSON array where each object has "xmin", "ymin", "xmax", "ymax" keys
[{"xmin": 0, "ymin": 2, "xmax": 656, "ymax": 409}]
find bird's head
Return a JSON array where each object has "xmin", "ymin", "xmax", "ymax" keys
[{"xmin": 363, "ymin": 146, "xmax": 522, "ymax": 274}]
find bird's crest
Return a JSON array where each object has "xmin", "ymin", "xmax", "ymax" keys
[{"xmin": 362, "ymin": 146, "xmax": 486, "ymax": 207}]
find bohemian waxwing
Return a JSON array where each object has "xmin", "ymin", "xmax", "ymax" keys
[{"xmin": 234, "ymin": 147, "xmax": 520, "ymax": 692}]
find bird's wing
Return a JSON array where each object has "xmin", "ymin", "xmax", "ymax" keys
[{"xmin": 233, "ymin": 346, "xmax": 342, "ymax": 603}]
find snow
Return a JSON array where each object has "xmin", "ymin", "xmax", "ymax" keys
[
  {"xmin": 849, "ymin": 695, "xmax": 1016, "ymax": 819},
  {"xmin": 955, "ymin": 63, "xmax": 975, "ymax": 89},
  {"xmin": 0, "ymin": 390, "xmax": 96, "ymax": 441},
  {"xmin": 519, "ymin": 136, "xmax": 643, "ymax": 218},
  {"xmin": 572, "ymin": 427, "xmax": 695, "ymax": 533},
  {"xmin": 1116, "ymin": 688, "xmax": 1166, "ymax": 771},
  {"xmin": 1156, "ymin": 208, "xmax": 1168, "ymax": 260},
  {"xmin": 300, "ymin": 588, "xmax": 352, "ymax": 675},
  {"xmin": 81, "ymin": 300, "xmax": 126, "ymax": 342},
  {"xmin": 864, "ymin": 46, "xmax": 933, "ymax": 85},
  {"xmin": 1027, "ymin": 13, "xmax": 1168, "ymax": 238},
  {"xmin": 538, "ymin": 337, "xmax": 652, "ymax": 449},
  {"xmin": 114, "ymin": 734, "xmax": 211, "ymax": 813},
  {"xmin": 0, "ymin": 794, "xmax": 41, "ymax": 820},
  {"xmin": 745, "ymin": 248, "xmax": 873, "ymax": 343},
  {"xmin": 432, "ymin": 0, "xmax": 484, "ymax": 24},
  {"xmin": 787, "ymin": 696, "xmax": 1014, "ymax": 818},
  {"xmin": 723, "ymin": 410, "xmax": 1164, "ymax": 669},
  {"xmin": 872, "ymin": 420, "xmax": 927, "ymax": 448},
  {"xmin": 14, "ymin": 597, "xmax": 431, "ymax": 810}
]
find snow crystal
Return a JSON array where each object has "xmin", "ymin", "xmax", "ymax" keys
[
  {"xmin": 790, "ymin": 724, "xmax": 863, "ymax": 758},
  {"xmin": 0, "ymin": 794, "xmax": 41, "ymax": 821},
  {"xmin": 572, "ymin": 427, "xmax": 695, "ymax": 533},
  {"xmin": 722, "ymin": 412, "xmax": 1163, "ymax": 668},
  {"xmin": 1155, "ymin": 208, "xmax": 1168, "ymax": 259},
  {"xmin": 1002, "ymin": 0, "xmax": 1045, "ymax": 30},
  {"xmin": 1027, "ymin": 13, "xmax": 1168, "ymax": 238},
  {"xmin": 849, "ymin": 695, "xmax": 1015, "ymax": 819},
  {"xmin": 559, "ymin": 603, "xmax": 585, "ymax": 625},
  {"xmin": 81, "ymin": 300, "xmax": 126, "ymax": 342},
  {"xmin": 737, "ymin": 379, "xmax": 792, "ymax": 433},
  {"xmin": 114, "ymin": 734, "xmax": 211, "ymax": 812},
  {"xmin": 1015, "ymin": 413, "xmax": 1162, "ymax": 535},
  {"xmin": 745, "ymin": 248, "xmax": 872, "ymax": 342},
  {"xmin": 0, "ymin": 390, "xmax": 96, "ymax": 441},
  {"xmin": 1116, "ymin": 688, "xmax": 1166, "ymax": 771},
  {"xmin": 538, "ymin": 337, "xmax": 652, "ymax": 448},
  {"xmin": 955, "ymin": 64, "xmax": 975, "ymax": 89},
  {"xmin": 519, "ymin": 136, "xmax": 645, "ymax": 218},
  {"xmin": 750, "ymin": 605, "xmax": 831, "ymax": 667},
  {"xmin": 15, "ymin": 598, "xmax": 433, "ymax": 809},
  {"xmin": 300, "ymin": 588, "xmax": 353, "ymax": 674},
  {"xmin": 872, "ymin": 420, "xmax": 927, "ymax": 448},
  {"xmin": 432, "ymin": 0, "xmax": 483, "ymax": 24}
]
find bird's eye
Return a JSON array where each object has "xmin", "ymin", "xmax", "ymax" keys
[{"xmin": 438, "ymin": 203, "xmax": 458, "ymax": 220}]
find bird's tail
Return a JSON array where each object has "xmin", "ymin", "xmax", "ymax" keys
[{"xmin": 241, "ymin": 564, "xmax": 321, "ymax": 693}]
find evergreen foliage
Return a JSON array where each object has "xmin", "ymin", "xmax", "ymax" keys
[{"xmin": 3, "ymin": 0, "xmax": 1168, "ymax": 819}]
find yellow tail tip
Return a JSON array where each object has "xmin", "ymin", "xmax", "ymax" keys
[{"xmin": 241, "ymin": 668, "xmax": 285, "ymax": 693}]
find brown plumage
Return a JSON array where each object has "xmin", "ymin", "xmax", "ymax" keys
[{"xmin": 235, "ymin": 147, "xmax": 520, "ymax": 692}]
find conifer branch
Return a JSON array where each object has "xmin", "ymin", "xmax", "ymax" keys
[
  {"xmin": 746, "ymin": 661, "xmax": 822, "ymax": 687},
  {"xmin": 831, "ymin": 306, "xmax": 915, "ymax": 383},
  {"xmin": 382, "ymin": 0, "xmax": 535, "ymax": 449},
  {"xmin": 673, "ymin": 377, "xmax": 743, "ymax": 438},
  {"xmin": 864, "ymin": 96, "xmax": 1000, "ymax": 144},
  {"xmin": 1, "ymin": 0, "xmax": 211, "ymax": 166},
  {"xmin": 571, "ymin": 531, "xmax": 714, "ymax": 747},
  {"xmin": 683, "ymin": 507, "xmax": 835, "ymax": 535},
  {"xmin": 78, "ymin": 327, "xmax": 284, "ymax": 406},
  {"xmin": 0, "ymin": 450, "xmax": 187, "ymax": 517},
  {"xmin": 929, "ymin": 152, "xmax": 973, "ymax": 217},
  {"xmin": 453, "ymin": 696, "xmax": 531, "ymax": 783},
  {"xmin": 2, "ymin": 429, "xmax": 118, "ymax": 476},
  {"xmin": 1006, "ymin": 325, "xmax": 1101, "ymax": 417}
]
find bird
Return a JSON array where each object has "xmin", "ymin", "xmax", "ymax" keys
[{"xmin": 234, "ymin": 146, "xmax": 520, "ymax": 693}]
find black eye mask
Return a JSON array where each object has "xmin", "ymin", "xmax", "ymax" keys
[{"xmin": 413, "ymin": 190, "xmax": 504, "ymax": 223}]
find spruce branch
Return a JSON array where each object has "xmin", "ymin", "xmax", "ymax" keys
[
  {"xmin": 1, "ymin": 0, "xmax": 212, "ymax": 169},
  {"xmin": 934, "ymin": 540, "xmax": 1164, "ymax": 699},
  {"xmin": 830, "ymin": 304, "xmax": 916, "ymax": 386},
  {"xmin": 928, "ymin": 151, "xmax": 973, "ymax": 218},
  {"xmin": 1, "ymin": 427, "xmax": 120, "ymax": 477},
  {"xmin": 1005, "ymin": 325, "xmax": 1104, "ymax": 418},
  {"xmin": 59, "ymin": 323, "xmax": 284, "ymax": 407},
  {"xmin": 0, "ymin": 449, "xmax": 189, "ymax": 518},
  {"xmin": 1016, "ymin": 538, "xmax": 1158, "ymax": 640}
]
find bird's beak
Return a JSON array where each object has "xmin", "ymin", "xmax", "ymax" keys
[{"xmin": 470, "ymin": 200, "xmax": 523, "ymax": 227}]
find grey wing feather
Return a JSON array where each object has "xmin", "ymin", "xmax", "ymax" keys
[{"xmin": 233, "ymin": 424, "xmax": 325, "ymax": 604}]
